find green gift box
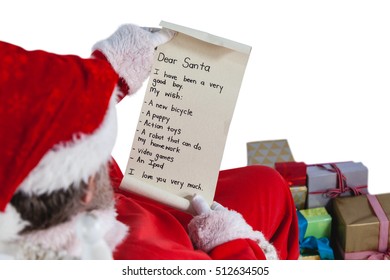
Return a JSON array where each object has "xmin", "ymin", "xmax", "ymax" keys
[{"xmin": 299, "ymin": 207, "xmax": 332, "ymax": 239}]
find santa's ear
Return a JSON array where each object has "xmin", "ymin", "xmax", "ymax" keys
[{"xmin": 82, "ymin": 176, "xmax": 96, "ymax": 205}]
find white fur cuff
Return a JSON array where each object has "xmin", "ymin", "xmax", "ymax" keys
[
  {"xmin": 92, "ymin": 24, "xmax": 156, "ymax": 95},
  {"xmin": 188, "ymin": 209, "xmax": 278, "ymax": 260}
]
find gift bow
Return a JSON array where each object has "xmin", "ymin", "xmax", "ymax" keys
[
  {"xmin": 310, "ymin": 163, "xmax": 366, "ymax": 198},
  {"xmin": 367, "ymin": 251, "xmax": 390, "ymax": 260},
  {"xmin": 297, "ymin": 210, "xmax": 334, "ymax": 260},
  {"xmin": 341, "ymin": 245, "xmax": 390, "ymax": 260}
]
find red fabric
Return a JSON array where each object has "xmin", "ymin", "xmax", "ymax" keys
[
  {"xmin": 275, "ymin": 161, "xmax": 307, "ymax": 186},
  {"xmin": 109, "ymin": 161, "xmax": 299, "ymax": 260},
  {"xmin": 0, "ymin": 42, "xmax": 119, "ymax": 211},
  {"xmin": 209, "ymin": 239, "xmax": 267, "ymax": 260},
  {"xmin": 92, "ymin": 50, "xmax": 129, "ymax": 98}
]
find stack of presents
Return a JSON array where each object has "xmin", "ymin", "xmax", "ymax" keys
[{"xmin": 247, "ymin": 139, "xmax": 390, "ymax": 260}]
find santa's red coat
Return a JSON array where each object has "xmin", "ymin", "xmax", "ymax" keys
[
  {"xmin": 109, "ymin": 160, "xmax": 299, "ymax": 260},
  {"xmin": 0, "ymin": 41, "xmax": 299, "ymax": 260}
]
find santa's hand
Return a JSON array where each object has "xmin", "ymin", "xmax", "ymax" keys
[
  {"xmin": 191, "ymin": 194, "xmax": 212, "ymax": 215},
  {"xmin": 188, "ymin": 194, "xmax": 278, "ymax": 260},
  {"xmin": 92, "ymin": 24, "xmax": 175, "ymax": 95},
  {"xmin": 142, "ymin": 27, "xmax": 176, "ymax": 47}
]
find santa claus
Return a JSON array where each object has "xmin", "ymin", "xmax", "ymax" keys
[{"xmin": 0, "ymin": 24, "xmax": 299, "ymax": 260}]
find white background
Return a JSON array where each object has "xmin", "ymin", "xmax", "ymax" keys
[
  {"xmin": 0, "ymin": 260, "xmax": 388, "ymax": 279},
  {"xmin": 2, "ymin": 0, "xmax": 389, "ymax": 195}
]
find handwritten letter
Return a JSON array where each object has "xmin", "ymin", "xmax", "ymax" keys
[{"xmin": 120, "ymin": 21, "xmax": 251, "ymax": 213}]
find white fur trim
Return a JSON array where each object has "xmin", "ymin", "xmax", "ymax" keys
[
  {"xmin": 0, "ymin": 205, "xmax": 28, "ymax": 242},
  {"xmin": 92, "ymin": 24, "xmax": 157, "ymax": 95},
  {"xmin": 0, "ymin": 207, "xmax": 128, "ymax": 259},
  {"xmin": 0, "ymin": 205, "xmax": 28, "ymax": 258},
  {"xmin": 16, "ymin": 90, "xmax": 119, "ymax": 196},
  {"xmin": 87, "ymin": 206, "xmax": 128, "ymax": 252},
  {"xmin": 188, "ymin": 209, "xmax": 278, "ymax": 260}
]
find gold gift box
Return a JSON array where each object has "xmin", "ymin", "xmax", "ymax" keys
[
  {"xmin": 332, "ymin": 193, "xmax": 390, "ymax": 253},
  {"xmin": 299, "ymin": 254, "xmax": 321, "ymax": 260},
  {"xmin": 290, "ymin": 186, "xmax": 307, "ymax": 210},
  {"xmin": 246, "ymin": 139, "xmax": 294, "ymax": 167}
]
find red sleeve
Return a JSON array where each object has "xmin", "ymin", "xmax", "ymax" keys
[
  {"xmin": 92, "ymin": 49, "xmax": 128, "ymax": 102},
  {"xmin": 209, "ymin": 239, "xmax": 267, "ymax": 260}
]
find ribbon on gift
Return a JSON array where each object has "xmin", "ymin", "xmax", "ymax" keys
[
  {"xmin": 308, "ymin": 163, "xmax": 367, "ymax": 198},
  {"xmin": 341, "ymin": 194, "xmax": 390, "ymax": 260},
  {"xmin": 297, "ymin": 210, "xmax": 334, "ymax": 260},
  {"xmin": 343, "ymin": 247, "xmax": 390, "ymax": 260}
]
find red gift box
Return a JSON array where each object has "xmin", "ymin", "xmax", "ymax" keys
[{"xmin": 275, "ymin": 161, "xmax": 307, "ymax": 186}]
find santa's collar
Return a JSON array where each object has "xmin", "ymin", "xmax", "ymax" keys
[{"xmin": 0, "ymin": 207, "xmax": 128, "ymax": 259}]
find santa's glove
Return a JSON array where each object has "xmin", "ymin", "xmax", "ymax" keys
[
  {"xmin": 188, "ymin": 194, "xmax": 278, "ymax": 260},
  {"xmin": 92, "ymin": 24, "xmax": 176, "ymax": 95}
]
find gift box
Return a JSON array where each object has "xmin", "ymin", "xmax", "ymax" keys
[
  {"xmin": 299, "ymin": 207, "xmax": 332, "ymax": 239},
  {"xmin": 275, "ymin": 161, "xmax": 306, "ymax": 186},
  {"xmin": 275, "ymin": 161, "xmax": 308, "ymax": 210},
  {"xmin": 290, "ymin": 186, "xmax": 307, "ymax": 210},
  {"xmin": 298, "ymin": 207, "xmax": 334, "ymax": 259},
  {"xmin": 247, "ymin": 139, "xmax": 294, "ymax": 167},
  {"xmin": 306, "ymin": 161, "xmax": 368, "ymax": 209},
  {"xmin": 299, "ymin": 254, "xmax": 321, "ymax": 260},
  {"xmin": 332, "ymin": 193, "xmax": 390, "ymax": 259}
]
